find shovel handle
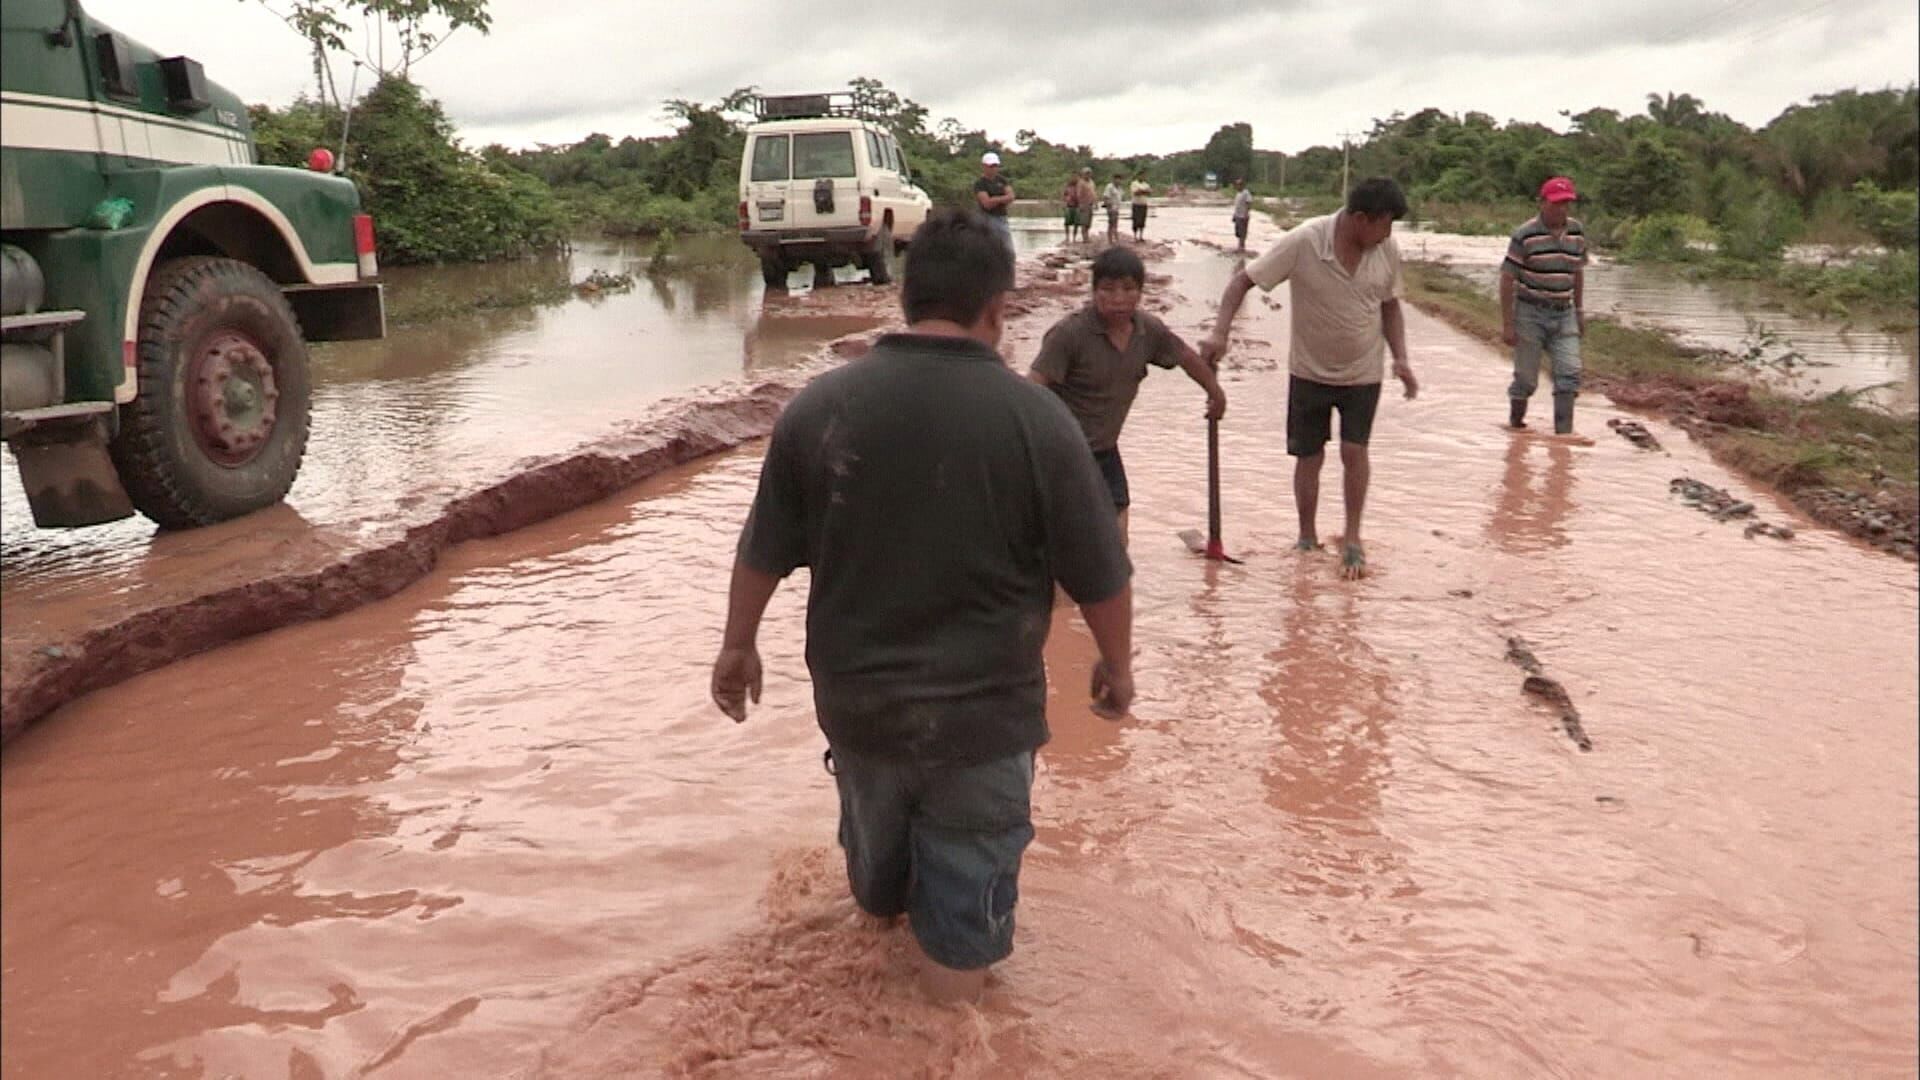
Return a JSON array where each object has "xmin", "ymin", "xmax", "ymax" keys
[{"xmin": 1207, "ymin": 417, "xmax": 1222, "ymax": 545}]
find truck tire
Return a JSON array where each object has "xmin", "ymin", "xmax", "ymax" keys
[
  {"xmin": 109, "ymin": 256, "xmax": 312, "ymax": 529},
  {"xmin": 761, "ymin": 254, "xmax": 788, "ymax": 289},
  {"xmin": 863, "ymin": 224, "xmax": 894, "ymax": 285}
]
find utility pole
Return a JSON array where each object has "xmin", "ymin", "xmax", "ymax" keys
[{"xmin": 1337, "ymin": 129, "xmax": 1362, "ymax": 197}]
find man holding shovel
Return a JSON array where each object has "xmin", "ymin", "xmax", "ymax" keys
[
  {"xmin": 1199, "ymin": 177, "xmax": 1418, "ymax": 579},
  {"xmin": 1029, "ymin": 246, "xmax": 1227, "ymax": 544}
]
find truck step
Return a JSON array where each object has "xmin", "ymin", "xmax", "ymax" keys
[
  {"xmin": 0, "ymin": 310, "xmax": 87, "ymax": 336},
  {"xmin": 1, "ymin": 400, "xmax": 114, "ymax": 439}
]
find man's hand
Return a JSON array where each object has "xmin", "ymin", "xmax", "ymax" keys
[
  {"xmin": 1575, "ymin": 311, "xmax": 1586, "ymax": 337},
  {"xmin": 1501, "ymin": 325, "xmax": 1518, "ymax": 347},
  {"xmin": 711, "ymin": 645, "xmax": 763, "ymax": 723},
  {"xmin": 1393, "ymin": 360, "xmax": 1419, "ymax": 400},
  {"xmin": 1090, "ymin": 659, "xmax": 1134, "ymax": 720},
  {"xmin": 1198, "ymin": 336, "xmax": 1228, "ymax": 369},
  {"xmin": 1205, "ymin": 384, "xmax": 1227, "ymax": 421}
]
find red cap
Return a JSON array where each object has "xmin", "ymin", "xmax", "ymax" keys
[{"xmin": 1539, "ymin": 176, "xmax": 1577, "ymax": 203}]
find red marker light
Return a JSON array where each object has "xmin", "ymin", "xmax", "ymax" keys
[{"xmin": 308, "ymin": 147, "xmax": 335, "ymax": 173}]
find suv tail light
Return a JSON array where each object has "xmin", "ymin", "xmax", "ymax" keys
[
  {"xmin": 859, "ymin": 195, "xmax": 872, "ymax": 227},
  {"xmin": 353, "ymin": 213, "xmax": 378, "ymax": 277},
  {"xmin": 738, "ymin": 200, "xmax": 750, "ymax": 231}
]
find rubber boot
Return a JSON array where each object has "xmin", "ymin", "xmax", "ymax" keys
[
  {"xmin": 1508, "ymin": 397, "xmax": 1528, "ymax": 429},
  {"xmin": 1553, "ymin": 392, "xmax": 1576, "ymax": 435}
]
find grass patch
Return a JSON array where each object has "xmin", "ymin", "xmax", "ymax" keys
[
  {"xmin": 388, "ymin": 278, "xmax": 576, "ymax": 326},
  {"xmin": 1402, "ymin": 261, "xmax": 1918, "ymax": 523}
]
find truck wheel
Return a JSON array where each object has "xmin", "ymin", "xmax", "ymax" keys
[
  {"xmin": 863, "ymin": 224, "xmax": 894, "ymax": 285},
  {"xmin": 109, "ymin": 256, "xmax": 311, "ymax": 529},
  {"xmin": 760, "ymin": 255, "xmax": 788, "ymax": 289}
]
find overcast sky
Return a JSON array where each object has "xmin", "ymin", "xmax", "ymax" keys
[{"xmin": 87, "ymin": 0, "xmax": 1919, "ymax": 156}]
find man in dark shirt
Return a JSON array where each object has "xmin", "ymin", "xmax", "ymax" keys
[
  {"xmin": 973, "ymin": 151, "xmax": 1015, "ymax": 255},
  {"xmin": 1029, "ymin": 246, "xmax": 1227, "ymax": 543},
  {"xmin": 712, "ymin": 208, "xmax": 1134, "ymax": 1004}
]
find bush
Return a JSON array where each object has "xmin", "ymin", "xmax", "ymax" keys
[
  {"xmin": 1851, "ymin": 181, "xmax": 1920, "ymax": 250},
  {"xmin": 1626, "ymin": 213, "xmax": 1715, "ymax": 261},
  {"xmin": 346, "ymin": 77, "xmax": 566, "ymax": 264},
  {"xmin": 1715, "ymin": 190, "xmax": 1801, "ymax": 264}
]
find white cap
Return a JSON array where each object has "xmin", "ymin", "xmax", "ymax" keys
[{"xmin": 981, "ymin": 152, "xmax": 1002, "ymax": 166}]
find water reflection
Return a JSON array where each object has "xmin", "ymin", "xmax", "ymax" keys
[
  {"xmin": 1486, "ymin": 437, "xmax": 1578, "ymax": 554},
  {"xmin": 0, "ymin": 587, "xmax": 427, "ymax": 1079}
]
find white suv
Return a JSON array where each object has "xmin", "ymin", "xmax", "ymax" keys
[{"xmin": 737, "ymin": 94, "xmax": 933, "ymax": 287}]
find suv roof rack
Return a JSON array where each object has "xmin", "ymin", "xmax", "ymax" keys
[{"xmin": 752, "ymin": 92, "xmax": 883, "ymax": 122}]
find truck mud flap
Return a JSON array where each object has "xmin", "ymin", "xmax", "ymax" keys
[{"xmin": 12, "ymin": 416, "xmax": 135, "ymax": 528}]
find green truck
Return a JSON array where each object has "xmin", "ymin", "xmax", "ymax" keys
[{"xmin": 1, "ymin": 0, "xmax": 384, "ymax": 529}]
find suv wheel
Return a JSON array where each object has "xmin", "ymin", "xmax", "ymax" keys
[
  {"xmin": 863, "ymin": 223, "xmax": 893, "ymax": 286},
  {"xmin": 760, "ymin": 254, "xmax": 788, "ymax": 289}
]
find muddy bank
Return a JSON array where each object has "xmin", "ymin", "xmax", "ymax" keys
[
  {"xmin": 0, "ymin": 246, "xmax": 1116, "ymax": 746},
  {"xmin": 0, "ymin": 387, "xmax": 797, "ymax": 744},
  {"xmin": 1403, "ymin": 262, "xmax": 1920, "ymax": 562}
]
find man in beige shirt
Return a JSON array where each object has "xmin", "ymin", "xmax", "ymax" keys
[{"xmin": 1199, "ymin": 178, "xmax": 1419, "ymax": 579}]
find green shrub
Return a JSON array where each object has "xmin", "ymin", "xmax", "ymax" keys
[
  {"xmin": 1626, "ymin": 213, "xmax": 1715, "ymax": 262},
  {"xmin": 1851, "ymin": 181, "xmax": 1920, "ymax": 250}
]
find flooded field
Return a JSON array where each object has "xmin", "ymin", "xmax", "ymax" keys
[
  {"xmin": 3, "ymin": 208, "xmax": 1914, "ymax": 1078},
  {"xmin": 1399, "ymin": 229, "xmax": 1920, "ymax": 415}
]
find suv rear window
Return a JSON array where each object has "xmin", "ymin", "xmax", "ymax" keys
[
  {"xmin": 750, "ymin": 135, "xmax": 790, "ymax": 182},
  {"xmin": 793, "ymin": 132, "xmax": 856, "ymax": 179}
]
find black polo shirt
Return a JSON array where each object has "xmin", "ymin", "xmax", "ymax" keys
[
  {"xmin": 973, "ymin": 174, "xmax": 1011, "ymax": 217},
  {"xmin": 738, "ymin": 332, "xmax": 1132, "ymax": 765}
]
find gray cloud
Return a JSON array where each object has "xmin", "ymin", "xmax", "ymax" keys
[{"xmin": 87, "ymin": 0, "xmax": 1919, "ymax": 155}]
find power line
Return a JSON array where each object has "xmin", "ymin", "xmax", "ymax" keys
[{"xmin": 1727, "ymin": 0, "xmax": 1845, "ymax": 47}]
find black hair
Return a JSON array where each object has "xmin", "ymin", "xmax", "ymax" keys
[
  {"xmin": 901, "ymin": 208, "xmax": 1015, "ymax": 326},
  {"xmin": 1090, "ymin": 245, "xmax": 1146, "ymax": 287},
  {"xmin": 1346, "ymin": 177, "xmax": 1408, "ymax": 220}
]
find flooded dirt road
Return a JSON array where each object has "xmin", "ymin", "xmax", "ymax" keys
[{"xmin": 3, "ymin": 209, "xmax": 1916, "ymax": 1078}]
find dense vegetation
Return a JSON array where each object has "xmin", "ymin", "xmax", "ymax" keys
[{"xmin": 251, "ymin": 73, "xmax": 1916, "ymax": 294}]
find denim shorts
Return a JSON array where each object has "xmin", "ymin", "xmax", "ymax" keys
[{"xmin": 828, "ymin": 743, "xmax": 1036, "ymax": 971}]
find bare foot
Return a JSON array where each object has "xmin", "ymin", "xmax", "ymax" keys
[
  {"xmin": 1340, "ymin": 542, "xmax": 1368, "ymax": 580},
  {"xmin": 1294, "ymin": 537, "xmax": 1322, "ymax": 553}
]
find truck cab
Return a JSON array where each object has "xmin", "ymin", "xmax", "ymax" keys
[{"xmin": 1, "ymin": 0, "xmax": 385, "ymax": 529}]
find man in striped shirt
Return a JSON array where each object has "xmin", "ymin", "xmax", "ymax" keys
[{"xmin": 1500, "ymin": 176, "xmax": 1588, "ymax": 434}]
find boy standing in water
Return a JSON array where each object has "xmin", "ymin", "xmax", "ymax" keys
[
  {"xmin": 713, "ymin": 209, "xmax": 1134, "ymax": 1004},
  {"xmin": 1029, "ymin": 246, "xmax": 1227, "ymax": 544}
]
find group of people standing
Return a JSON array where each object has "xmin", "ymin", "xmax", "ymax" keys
[{"xmin": 714, "ymin": 169, "xmax": 1591, "ymax": 1005}]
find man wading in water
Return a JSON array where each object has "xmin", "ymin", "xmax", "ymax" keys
[
  {"xmin": 712, "ymin": 208, "xmax": 1135, "ymax": 1004},
  {"xmin": 1200, "ymin": 177, "xmax": 1419, "ymax": 579},
  {"xmin": 1029, "ymin": 245, "xmax": 1227, "ymax": 544},
  {"xmin": 1501, "ymin": 175, "xmax": 1589, "ymax": 435}
]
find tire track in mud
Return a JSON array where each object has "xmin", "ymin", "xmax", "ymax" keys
[{"xmin": 0, "ymin": 386, "xmax": 794, "ymax": 744}]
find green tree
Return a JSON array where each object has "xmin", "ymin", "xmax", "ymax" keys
[{"xmin": 1202, "ymin": 122, "xmax": 1254, "ymax": 184}]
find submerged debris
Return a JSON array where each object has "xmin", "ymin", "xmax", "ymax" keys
[
  {"xmin": 1504, "ymin": 635, "xmax": 1543, "ymax": 675},
  {"xmin": 575, "ymin": 269, "xmax": 636, "ymax": 296},
  {"xmin": 1606, "ymin": 417, "xmax": 1663, "ymax": 451},
  {"xmin": 1505, "ymin": 636, "xmax": 1590, "ymax": 751},
  {"xmin": 1670, "ymin": 476, "xmax": 1797, "ymax": 543},
  {"xmin": 1523, "ymin": 675, "xmax": 1593, "ymax": 752}
]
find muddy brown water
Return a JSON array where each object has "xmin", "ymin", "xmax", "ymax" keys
[
  {"xmin": 1400, "ymin": 229, "xmax": 1920, "ymax": 415},
  {"xmin": 3, "ymin": 210, "xmax": 1917, "ymax": 1077}
]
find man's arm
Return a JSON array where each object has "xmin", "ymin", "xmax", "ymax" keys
[
  {"xmin": 1079, "ymin": 584, "xmax": 1134, "ymax": 717},
  {"xmin": 1574, "ymin": 267, "xmax": 1585, "ymax": 335},
  {"xmin": 1381, "ymin": 298, "xmax": 1417, "ymax": 400},
  {"xmin": 1173, "ymin": 339, "xmax": 1227, "ymax": 419},
  {"xmin": 975, "ymin": 187, "xmax": 995, "ymax": 212},
  {"xmin": 1198, "ymin": 266, "xmax": 1256, "ymax": 366},
  {"xmin": 713, "ymin": 559, "xmax": 780, "ymax": 722},
  {"xmin": 1499, "ymin": 272, "xmax": 1518, "ymax": 346},
  {"xmin": 998, "ymin": 183, "xmax": 1016, "ymax": 208}
]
